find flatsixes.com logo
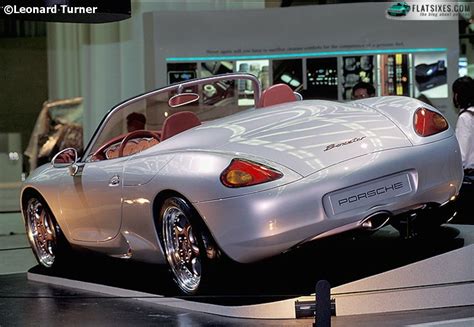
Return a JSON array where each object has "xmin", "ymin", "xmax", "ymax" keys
[{"xmin": 386, "ymin": 1, "xmax": 471, "ymax": 20}]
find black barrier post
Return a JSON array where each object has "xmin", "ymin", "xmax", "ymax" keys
[{"xmin": 313, "ymin": 280, "xmax": 331, "ymax": 327}]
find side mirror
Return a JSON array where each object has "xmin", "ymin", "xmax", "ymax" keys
[
  {"xmin": 51, "ymin": 148, "xmax": 83, "ymax": 176},
  {"xmin": 168, "ymin": 92, "xmax": 200, "ymax": 108},
  {"xmin": 52, "ymin": 148, "xmax": 77, "ymax": 167}
]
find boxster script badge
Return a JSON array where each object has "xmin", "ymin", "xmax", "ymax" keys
[{"xmin": 324, "ymin": 136, "xmax": 366, "ymax": 151}]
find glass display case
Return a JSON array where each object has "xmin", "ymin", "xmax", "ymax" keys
[
  {"xmin": 341, "ymin": 55, "xmax": 376, "ymax": 100},
  {"xmin": 303, "ymin": 57, "xmax": 338, "ymax": 100},
  {"xmin": 379, "ymin": 53, "xmax": 412, "ymax": 97}
]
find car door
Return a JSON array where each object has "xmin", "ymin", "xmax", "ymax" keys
[
  {"xmin": 57, "ymin": 156, "xmax": 128, "ymax": 242},
  {"xmin": 56, "ymin": 73, "xmax": 263, "ymax": 243}
]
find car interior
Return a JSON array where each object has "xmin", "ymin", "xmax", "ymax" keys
[
  {"xmin": 90, "ymin": 110, "xmax": 202, "ymax": 161},
  {"xmin": 89, "ymin": 82, "xmax": 299, "ymax": 162}
]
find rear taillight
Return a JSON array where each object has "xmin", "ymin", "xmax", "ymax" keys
[
  {"xmin": 220, "ymin": 159, "xmax": 283, "ymax": 188},
  {"xmin": 413, "ymin": 107, "xmax": 448, "ymax": 137}
]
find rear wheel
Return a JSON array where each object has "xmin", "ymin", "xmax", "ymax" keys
[
  {"xmin": 159, "ymin": 196, "xmax": 217, "ymax": 295},
  {"xmin": 24, "ymin": 196, "xmax": 67, "ymax": 268}
]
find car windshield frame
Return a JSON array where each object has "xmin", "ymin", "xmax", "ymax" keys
[{"xmin": 81, "ymin": 73, "xmax": 262, "ymax": 162}]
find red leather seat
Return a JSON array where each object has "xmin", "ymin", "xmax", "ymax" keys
[
  {"xmin": 161, "ymin": 111, "xmax": 201, "ymax": 141},
  {"xmin": 258, "ymin": 84, "xmax": 297, "ymax": 108}
]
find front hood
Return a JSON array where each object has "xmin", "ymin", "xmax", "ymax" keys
[{"xmin": 158, "ymin": 100, "xmax": 412, "ymax": 176}]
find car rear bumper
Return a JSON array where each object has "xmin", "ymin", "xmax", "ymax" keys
[{"xmin": 194, "ymin": 136, "xmax": 462, "ymax": 263}]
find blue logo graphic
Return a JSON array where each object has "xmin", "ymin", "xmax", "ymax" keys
[{"xmin": 387, "ymin": 2, "xmax": 411, "ymax": 17}]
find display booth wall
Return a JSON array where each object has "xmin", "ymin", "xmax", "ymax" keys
[
  {"xmin": 144, "ymin": 3, "xmax": 459, "ymax": 126},
  {"xmin": 48, "ymin": 2, "xmax": 458, "ymax": 142}
]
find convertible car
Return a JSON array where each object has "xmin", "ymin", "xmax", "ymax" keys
[
  {"xmin": 21, "ymin": 73, "xmax": 463, "ymax": 294},
  {"xmin": 387, "ymin": 2, "xmax": 410, "ymax": 17}
]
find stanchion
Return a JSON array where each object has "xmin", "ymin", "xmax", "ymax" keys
[{"xmin": 313, "ymin": 280, "xmax": 331, "ymax": 327}]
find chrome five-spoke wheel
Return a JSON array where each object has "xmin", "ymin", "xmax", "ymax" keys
[
  {"xmin": 161, "ymin": 198, "xmax": 203, "ymax": 295},
  {"xmin": 25, "ymin": 197, "xmax": 58, "ymax": 267}
]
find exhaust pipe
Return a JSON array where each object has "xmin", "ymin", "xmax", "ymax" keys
[{"xmin": 360, "ymin": 212, "xmax": 391, "ymax": 231}]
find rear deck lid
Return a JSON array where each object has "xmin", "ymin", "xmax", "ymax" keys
[{"xmin": 210, "ymin": 100, "xmax": 412, "ymax": 176}]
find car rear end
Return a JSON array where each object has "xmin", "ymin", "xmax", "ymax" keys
[{"xmin": 189, "ymin": 97, "xmax": 462, "ymax": 263}]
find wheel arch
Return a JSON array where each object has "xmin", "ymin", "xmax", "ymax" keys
[
  {"xmin": 21, "ymin": 186, "xmax": 68, "ymax": 240},
  {"xmin": 152, "ymin": 189, "xmax": 225, "ymax": 260},
  {"xmin": 21, "ymin": 186, "xmax": 70, "ymax": 267},
  {"xmin": 152, "ymin": 189, "xmax": 209, "ymax": 236},
  {"xmin": 21, "ymin": 187, "xmax": 46, "ymax": 213}
]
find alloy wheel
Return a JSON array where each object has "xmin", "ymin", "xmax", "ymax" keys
[
  {"xmin": 162, "ymin": 203, "xmax": 202, "ymax": 294},
  {"xmin": 25, "ymin": 198, "xmax": 57, "ymax": 267}
]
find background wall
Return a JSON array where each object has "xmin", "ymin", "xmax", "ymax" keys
[
  {"xmin": 0, "ymin": 35, "xmax": 47, "ymax": 211},
  {"xmin": 45, "ymin": 1, "xmax": 467, "ymax": 143},
  {"xmin": 47, "ymin": 0, "xmax": 265, "ymax": 142},
  {"xmin": 144, "ymin": 3, "xmax": 459, "ymax": 125},
  {"xmin": 0, "ymin": 37, "xmax": 48, "ymax": 154}
]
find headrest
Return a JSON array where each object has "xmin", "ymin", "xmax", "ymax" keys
[
  {"xmin": 161, "ymin": 111, "xmax": 201, "ymax": 141},
  {"xmin": 259, "ymin": 84, "xmax": 297, "ymax": 108}
]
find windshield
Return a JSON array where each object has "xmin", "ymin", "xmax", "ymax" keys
[{"xmin": 83, "ymin": 74, "xmax": 261, "ymax": 162}]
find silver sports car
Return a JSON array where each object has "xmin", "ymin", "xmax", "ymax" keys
[{"xmin": 21, "ymin": 73, "xmax": 463, "ymax": 294}]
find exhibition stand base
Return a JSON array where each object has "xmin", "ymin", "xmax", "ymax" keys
[{"xmin": 27, "ymin": 224, "xmax": 474, "ymax": 319}]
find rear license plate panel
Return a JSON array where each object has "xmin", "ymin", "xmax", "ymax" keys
[{"xmin": 328, "ymin": 173, "xmax": 413, "ymax": 215}]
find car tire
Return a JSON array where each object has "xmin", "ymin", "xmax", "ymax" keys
[
  {"xmin": 158, "ymin": 196, "xmax": 219, "ymax": 295},
  {"xmin": 24, "ymin": 195, "xmax": 69, "ymax": 268}
]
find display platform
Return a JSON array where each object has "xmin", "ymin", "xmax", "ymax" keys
[{"xmin": 28, "ymin": 224, "xmax": 474, "ymax": 319}]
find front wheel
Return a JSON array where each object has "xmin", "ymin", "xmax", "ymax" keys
[
  {"xmin": 24, "ymin": 196, "xmax": 67, "ymax": 268},
  {"xmin": 159, "ymin": 197, "xmax": 216, "ymax": 295}
]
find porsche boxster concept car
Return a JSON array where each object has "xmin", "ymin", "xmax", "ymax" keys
[{"xmin": 21, "ymin": 73, "xmax": 463, "ymax": 294}]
